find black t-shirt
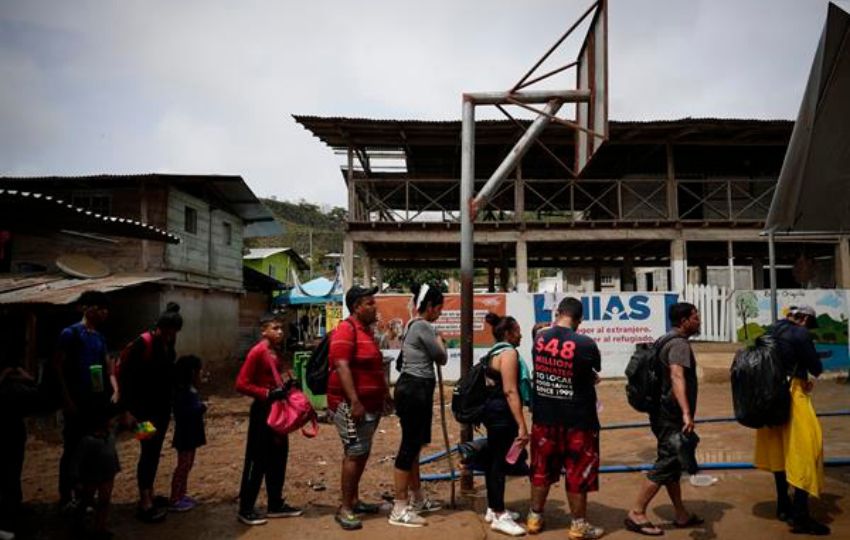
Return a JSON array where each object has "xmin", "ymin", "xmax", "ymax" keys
[
  {"xmin": 769, "ymin": 319, "xmax": 822, "ymax": 379},
  {"xmin": 531, "ymin": 325, "xmax": 601, "ymax": 429},
  {"xmin": 658, "ymin": 330, "xmax": 698, "ymax": 420}
]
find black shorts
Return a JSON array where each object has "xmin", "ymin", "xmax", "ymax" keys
[{"xmin": 393, "ymin": 373, "xmax": 436, "ymax": 470}]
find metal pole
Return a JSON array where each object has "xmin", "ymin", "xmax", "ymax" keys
[
  {"xmin": 459, "ymin": 97, "xmax": 475, "ymax": 492},
  {"xmin": 463, "ymin": 89, "xmax": 588, "ymax": 105},
  {"xmin": 474, "ymin": 100, "xmax": 563, "ymax": 206},
  {"xmin": 769, "ymin": 231, "xmax": 778, "ymax": 322}
]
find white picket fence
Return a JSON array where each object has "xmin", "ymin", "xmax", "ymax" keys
[{"xmin": 684, "ymin": 284, "xmax": 731, "ymax": 342}]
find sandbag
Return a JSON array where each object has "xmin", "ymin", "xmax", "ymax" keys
[{"xmin": 730, "ymin": 334, "xmax": 791, "ymax": 428}]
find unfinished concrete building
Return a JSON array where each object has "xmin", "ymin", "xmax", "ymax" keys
[{"xmin": 294, "ymin": 116, "xmax": 850, "ymax": 294}]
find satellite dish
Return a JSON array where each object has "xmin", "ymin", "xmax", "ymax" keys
[{"xmin": 56, "ymin": 254, "xmax": 111, "ymax": 279}]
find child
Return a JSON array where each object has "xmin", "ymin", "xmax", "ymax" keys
[
  {"xmin": 169, "ymin": 355, "xmax": 207, "ymax": 512},
  {"xmin": 72, "ymin": 406, "xmax": 120, "ymax": 540}
]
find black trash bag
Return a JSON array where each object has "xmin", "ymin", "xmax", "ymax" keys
[{"xmin": 730, "ymin": 334, "xmax": 791, "ymax": 429}]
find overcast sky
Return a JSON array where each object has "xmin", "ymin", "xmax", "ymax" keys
[{"xmin": 1, "ymin": 0, "xmax": 847, "ymax": 207}]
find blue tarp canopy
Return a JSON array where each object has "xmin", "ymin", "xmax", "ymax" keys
[{"xmin": 274, "ymin": 276, "xmax": 342, "ymax": 306}]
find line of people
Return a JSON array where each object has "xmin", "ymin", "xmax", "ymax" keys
[{"xmin": 0, "ymin": 285, "xmax": 830, "ymax": 538}]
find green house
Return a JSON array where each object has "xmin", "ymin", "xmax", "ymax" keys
[{"xmin": 243, "ymin": 248, "xmax": 309, "ymax": 291}]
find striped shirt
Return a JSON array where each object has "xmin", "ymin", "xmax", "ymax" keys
[{"xmin": 327, "ymin": 316, "xmax": 387, "ymax": 413}]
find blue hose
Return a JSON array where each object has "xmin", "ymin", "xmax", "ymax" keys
[{"xmin": 421, "ymin": 457, "xmax": 850, "ymax": 481}]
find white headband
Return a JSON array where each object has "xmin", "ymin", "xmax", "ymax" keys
[{"xmin": 415, "ymin": 284, "xmax": 430, "ymax": 311}]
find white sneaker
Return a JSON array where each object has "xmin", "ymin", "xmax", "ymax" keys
[
  {"xmin": 490, "ymin": 511, "xmax": 526, "ymax": 536},
  {"xmin": 485, "ymin": 508, "xmax": 521, "ymax": 523},
  {"xmin": 568, "ymin": 518, "xmax": 604, "ymax": 540},
  {"xmin": 411, "ymin": 497, "xmax": 442, "ymax": 514},
  {"xmin": 388, "ymin": 506, "xmax": 427, "ymax": 528}
]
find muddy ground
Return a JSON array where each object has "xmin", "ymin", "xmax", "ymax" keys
[{"xmin": 14, "ymin": 377, "xmax": 850, "ymax": 539}]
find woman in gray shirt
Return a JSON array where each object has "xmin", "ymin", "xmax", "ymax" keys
[{"xmin": 388, "ymin": 284, "xmax": 447, "ymax": 528}]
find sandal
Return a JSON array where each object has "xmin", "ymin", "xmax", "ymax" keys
[
  {"xmin": 674, "ymin": 515, "xmax": 704, "ymax": 528},
  {"xmin": 624, "ymin": 517, "xmax": 664, "ymax": 536}
]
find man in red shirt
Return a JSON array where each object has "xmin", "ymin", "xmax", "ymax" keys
[
  {"xmin": 234, "ymin": 315, "xmax": 302, "ymax": 526},
  {"xmin": 329, "ymin": 285, "xmax": 389, "ymax": 531}
]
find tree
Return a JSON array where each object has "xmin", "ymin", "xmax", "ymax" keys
[
  {"xmin": 735, "ymin": 292, "xmax": 760, "ymax": 340},
  {"xmin": 383, "ymin": 268, "xmax": 449, "ymax": 292}
]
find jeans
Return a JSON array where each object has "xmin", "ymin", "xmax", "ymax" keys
[{"xmin": 483, "ymin": 397, "xmax": 517, "ymax": 513}]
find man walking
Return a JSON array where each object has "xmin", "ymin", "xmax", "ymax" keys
[
  {"xmin": 526, "ymin": 297, "xmax": 603, "ymax": 539},
  {"xmin": 625, "ymin": 302, "xmax": 703, "ymax": 536},
  {"xmin": 329, "ymin": 285, "xmax": 390, "ymax": 531}
]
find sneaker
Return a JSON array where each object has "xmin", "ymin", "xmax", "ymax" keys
[
  {"xmin": 568, "ymin": 518, "xmax": 604, "ymax": 540},
  {"xmin": 352, "ymin": 500, "xmax": 381, "ymax": 515},
  {"xmin": 490, "ymin": 512, "xmax": 526, "ymax": 536},
  {"xmin": 388, "ymin": 506, "xmax": 427, "ymax": 528},
  {"xmin": 790, "ymin": 516, "xmax": 830, "ymax": 536},
  {"xmin": 334, "ymin": 509, "xmax": 363, "ymax": 531},
  {"xmin": 526, "ymin": 510, "xmax": 544, "ymax": 535},
  {"xmin": 411, "ymin": 497, "xmax": 442, "ymax": 514},
  {"xmin": 137, "ymin": 505, "xmax": 168, "ymax": 523},
  {"xmin": 169, "ymin": 496, "xmax": 197, "ymax": 513},
  {"xmin": 486, "ymin": 508, "xmax": 521, "ymax": 523},
  {"xmin": 0, "ymin": 529, "xmax": 15, "ymax": 540},
  {"xmin": 237, "ymin": 509, "xmax": 268, "ymax": 526},
  {"xmin": 267, "ymin": 503, "xmax": 304, "ymax": 518}
]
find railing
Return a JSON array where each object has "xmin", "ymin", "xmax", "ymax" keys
[{"xmin": 350, "ymin": 177, "xmax": 774, "ymax": 225}]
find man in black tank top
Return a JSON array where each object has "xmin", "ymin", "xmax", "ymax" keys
[{"xmin": 526, "ymin": 297, "xmax": 604, "ymax": 540}]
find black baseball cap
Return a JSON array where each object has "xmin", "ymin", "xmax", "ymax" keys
[{"xmin": 345, "ymin": 285, "xmax": 378, "ymax": 312}]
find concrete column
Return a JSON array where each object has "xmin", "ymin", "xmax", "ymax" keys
[
  {"xmin": 670, "ymin": 237, "xmax": 686, "ymax": 295},
  {"xmin": 836, "ymin": 237, "xmax": 850, "ymax": 288},
  {"xmin": 362, "ymin": 253, "xmax": 372, "ymax": 287},
  {"xmin": 375, "ymin": 263, "xmax": 384, "ymax": 292},
  {"xmin": 487, "ymin": 265, "xmax": 496, "ymax": 293},
  {"xmin": 753, "ymin": 257, "xmax": 765, "ymax": 289},
  {"xmin": 516, "ymin": 239, "xmax": 529, "ymax": 293},
  {"xmin": 621, "ymin": 255, "xmax": 635, "ymax": 292}
]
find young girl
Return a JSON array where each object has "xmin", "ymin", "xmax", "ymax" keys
[{"xmin": 169, "ymin": 355, "xmax": 206, "ymax": 512}]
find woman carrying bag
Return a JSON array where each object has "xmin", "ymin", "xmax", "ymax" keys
[{"xmin": 389, "ymin": 284, "xmax": 447, "ymax": 528}]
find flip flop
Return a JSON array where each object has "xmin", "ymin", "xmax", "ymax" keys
[
  {"xmin": 674, "ymin": 515, "xmax": 705, "ymax": 528},
  {"xmin": 624, "ymin": 517, "xmax": 664, "ymax": 536}
]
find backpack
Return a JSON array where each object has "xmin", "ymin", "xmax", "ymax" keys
[
  {"xmin": 115, "ymin": 331, "xmax": 154, "ymax": 381},
  {"xmin": 730, "ymin": 328, "xmax": 792, "ymax": 429},
  {"xmin": 305, "ymin": 319, "xmax": 355, "ymax": 395},
  {"xmin": 451, "ymin": 343, "xmax": 512, "ymax": 424},
  {"xmin": 624, "ymin": 334, "xmax": 680, "ymax": 413}
]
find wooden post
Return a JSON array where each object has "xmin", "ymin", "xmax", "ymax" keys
[{"xmin": 666, "ymin": 142, "xmax": 678, "ymax": 220}]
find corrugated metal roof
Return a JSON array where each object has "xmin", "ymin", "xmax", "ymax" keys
[
  {"xmin": 0, "ymin": 189, "xmax": 181, "ymax": 243},
  {"xmin": 0, "ymin": 273, "xmax": 171, "ymax": 305},
  {"xmin": 243, "ymin": 247, "xmax": 292, "ymax": 260},
  {"xmin": 0, "ymin": 174, "xmax": 282, "ymax": 238}
]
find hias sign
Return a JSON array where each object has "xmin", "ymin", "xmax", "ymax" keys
[{"xmin": 580, "ymin": 295, "xmax": 650, "ymax": 321}]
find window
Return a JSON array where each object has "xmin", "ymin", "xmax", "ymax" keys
[
  {"xmin": 268, "ymin": 264, "xmax": 276, "ymax": 277},
  {"xmin": 184, "ymin": 206, "xmax": 198, "ymax": 234},
  {"xmin": 223, "ymin": 222, "xmax": 232, "ymax": 246},
  {"xmin": 72, "ymin": 194, "xmax": 111, "ymax": 216}
]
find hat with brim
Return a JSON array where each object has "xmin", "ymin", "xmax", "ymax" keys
[{"xmin": 796, "ymin": 304, "xmax": 819, "ymax": 328}]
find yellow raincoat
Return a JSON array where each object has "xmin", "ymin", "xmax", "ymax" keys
[{"xmin": 754, "ymin": 378, "xmax": 824, "ymax": 497}]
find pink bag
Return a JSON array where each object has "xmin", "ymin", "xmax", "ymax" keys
[{"xmin": 265, "ymin": 356, "xmax": 318, "ymax": 438}]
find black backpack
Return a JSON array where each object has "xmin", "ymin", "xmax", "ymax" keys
[
  {"xmin": 624, "ymin": 334, "xmax": 679, "ymax": 413},
  {"xmin": 451, "ymin": 343, "xmax": 511, "ymax": 424},
  {"xmin": 730, "ymin": 328, "xmax": 792, "ymax": 429},
  {"xmin": 305, "ymin": 319, "xmax": 355, "ymax": 395}
]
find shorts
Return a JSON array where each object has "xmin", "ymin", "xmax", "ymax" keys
[
  {"xmin": 530, "ymin": 423, "xmax": 599, "ymax": 493},
  {"xmin": 333, "ymin": 404, "xmax": 380, "ymax": 458},
  {"xmin": 73, "ymin": 433, "xmax": 120, "ymax": 485},
  {"xmin": 646, "ymin": 415, "xmax": 683, "ymax": 485}
]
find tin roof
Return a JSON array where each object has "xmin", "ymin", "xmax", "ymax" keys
[
  {"xmin": 0, "ymin": 188, "xmax": 181, "ymax": 243},
  {"xmin": 0, "ymin": 272, "xmax": 171, "ymax": 305}
]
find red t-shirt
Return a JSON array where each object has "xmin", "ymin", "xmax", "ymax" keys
[
  {"xmin": 235, "ymin": 339, "xmax": 288, "ymax": 401},
  {"xmin": 327, "ymin": 317, "xmax": 387, "ymax": 413}
]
